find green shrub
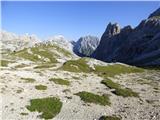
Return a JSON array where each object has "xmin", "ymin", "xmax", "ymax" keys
[
  {"xmin": 75, "ymin": 91, "xmax": 111, "ymax": 106},
  {"xmin": 49, "ymin": 78, "xmax": 70, "ymax": 86},
  {"xmin": 101, "ymin": 79, "xmax": 139, "ymax": 97},
  {"xmin": 26, "ymin": 97, "xmax": 62, "ymax": 119}
]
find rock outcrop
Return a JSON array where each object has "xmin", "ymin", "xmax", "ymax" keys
[
  {"xmin": 93, "ymin": 8, "xmax": 160, "ymax": 66},
  {"xmin": 73, "ymin": 36, "xmax": 99, "ymax": 56},
  {"xmin": 46, "ymin": 35, "xmax": 74, "ymax": 52}
]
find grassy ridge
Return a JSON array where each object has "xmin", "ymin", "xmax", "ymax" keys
[{"xmin": 94, "ymin": 64, "xmax": 144, "ymax": 78}]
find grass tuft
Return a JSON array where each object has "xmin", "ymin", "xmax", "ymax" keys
[
  {"xmin": 26, "ymin": 97, "xmax": 62, "ymax": 119},
  {"xmin": 0, "ymin": 60, "xmax": 11, "ymax": 67},
  {"xmin": 101, "ymin": 79, "xmax": 139, "ymax": 97},
  {"xmin": 75, "ymin": 91, "xmax": 111, "ymax": 106},
  {"xmin": 35, "ymin": 85, "xmax": 47, "ymax": 90},
  {"xmin": 99, "ymin": 115, "xmax": 121, "ymax": 120},
  {"xmin": 49, "ymin": 78, "xmax": 70, "ymax": 86},
  {"xmin": 34, "ymin": 64, "xmax": 56, "ymax": 69},
  {"xmin": 21, "ymin": 78, "xmax": 36, "ymax": 83},
  {"xmin": 20, "ymin": 112, "xmax": 28, "ymax": 116}
]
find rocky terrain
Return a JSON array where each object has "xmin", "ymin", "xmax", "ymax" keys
[
  {"xmin": 1, "ymin": 30, "xmax": 160, "ymax": 120},
  {"xmin": 93, "ymin": 8, "xmax": 160, "ymax": 67},
  {"xmin": 73, "ymin": 36, "xmax": 99, "ymax": 57}
]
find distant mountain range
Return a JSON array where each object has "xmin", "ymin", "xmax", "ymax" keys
[
  {"xmin": 1, "ymin": 8, "xmax": 160, "ymax": 67},
  {"xmin": 1, "ymin": 30, "xmax": 39, "ymax": 53},
  {"xmin": 92, "ymin": 8, "xmax": 160, "ymax": 67}
]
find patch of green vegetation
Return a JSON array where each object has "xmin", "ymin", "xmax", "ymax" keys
[
  {"xmin": 75, "ymin": 91, "xmax": 111, "ymax": 106},
  {"xmin": 34, "ymin": 63, "xmax": 56, "ymax": 69},
  {"xmin": 21, "ymin": 78, "xmax": 36, "ymax": 83},
  {"xmin": 12, "ymin": 46, "xmax": 58, "ymax": 64},
  {"xmin": 12, "ymin": 48, "xmax": 40, "ymax": 62},
  {"xmin": 94, "ymin": 64, "xmax": 144, "ymax": 78},
  {"xmin": 101, "ymin": 79, "xmax": 139, "ymax": 97},
  {"xmin": 60, "ymin": 58, "xmax": 92, "ymax": 73},
  {"xmin": 26, "ymin": 97, "xmax": 62, "ymax": 119},
  {"xmin": 35, "ymin": 85, "xmax": 47, "ymax": 90},
  {"xmin": 31, "ymin": 47, "xmax": 58, "ymax": 63},
  {"xmin": 49, "ymin": 78, "xmax": 70, "ymax": 86},
  {"xmin": 51, "ymin": 44, "xmax": 72, "ymax": 57},
  {"xmin": 99, "ymin": 115, "xmax": 121, "ymax": 120},
  {"xmin": 20, "ymin": 112, "xmax": 28, "ymax": 116},
  {"xmin": 0, "ymin": 60, "xmax": 11, "ymax": 67}
]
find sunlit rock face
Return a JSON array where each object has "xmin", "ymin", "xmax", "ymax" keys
[{"xmin": 73, "ymin": 35, "xmax": 99, "ymax": 57}]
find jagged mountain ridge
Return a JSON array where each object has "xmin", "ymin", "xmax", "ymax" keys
[
  {"xmin": 73, "ymin": 35, "xmax": 99, "ymax": 56},
  {"xmin": 92, "ymin": 8, "xmax": 160, "ymax": 66}
]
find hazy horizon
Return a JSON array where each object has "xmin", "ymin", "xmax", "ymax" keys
[{"xmin": 2, "ymin": 1, "xmax": 160, "ymax": 41}]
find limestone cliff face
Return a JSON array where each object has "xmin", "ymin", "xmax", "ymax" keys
[
  {"xmin": 93, "ymin": 8, "xmax": 160, "ymax": 66},
  {"xmin": 74, "ymin": 36, "xmax": 99, "ymax": 57}
]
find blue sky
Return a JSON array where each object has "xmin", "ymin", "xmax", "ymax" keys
[{"xmin": 1, "ymin": 1, "xmax": 160, "ymax": 41}]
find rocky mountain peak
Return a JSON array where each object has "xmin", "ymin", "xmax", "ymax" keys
[
  {"xmin": 105, "ymin": 22, "xmax": 121, "ymax": 37},
  {"xmin": 46, "ymin": 35, "xmax": 74, "ymax": 52},
  {"xmin": 93, "ymin": 8, "xmax": 160, "ymax": 66},
  {"xmin": 148, "ymin": 7, "xmax": 160, "ymax": 18},
  {"xmin": 73, "ymin": 35, "xmax": 99, "ymax": 57}
]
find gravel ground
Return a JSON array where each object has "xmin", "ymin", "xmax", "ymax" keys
[{"xmin": 0, "ymin": 60, "xmax": 160, "ymax": 120}]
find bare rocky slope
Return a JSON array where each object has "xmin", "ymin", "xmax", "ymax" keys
[{"xmin": 92, "ymin": 8, "xmax": 160, "ymax": 67}]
